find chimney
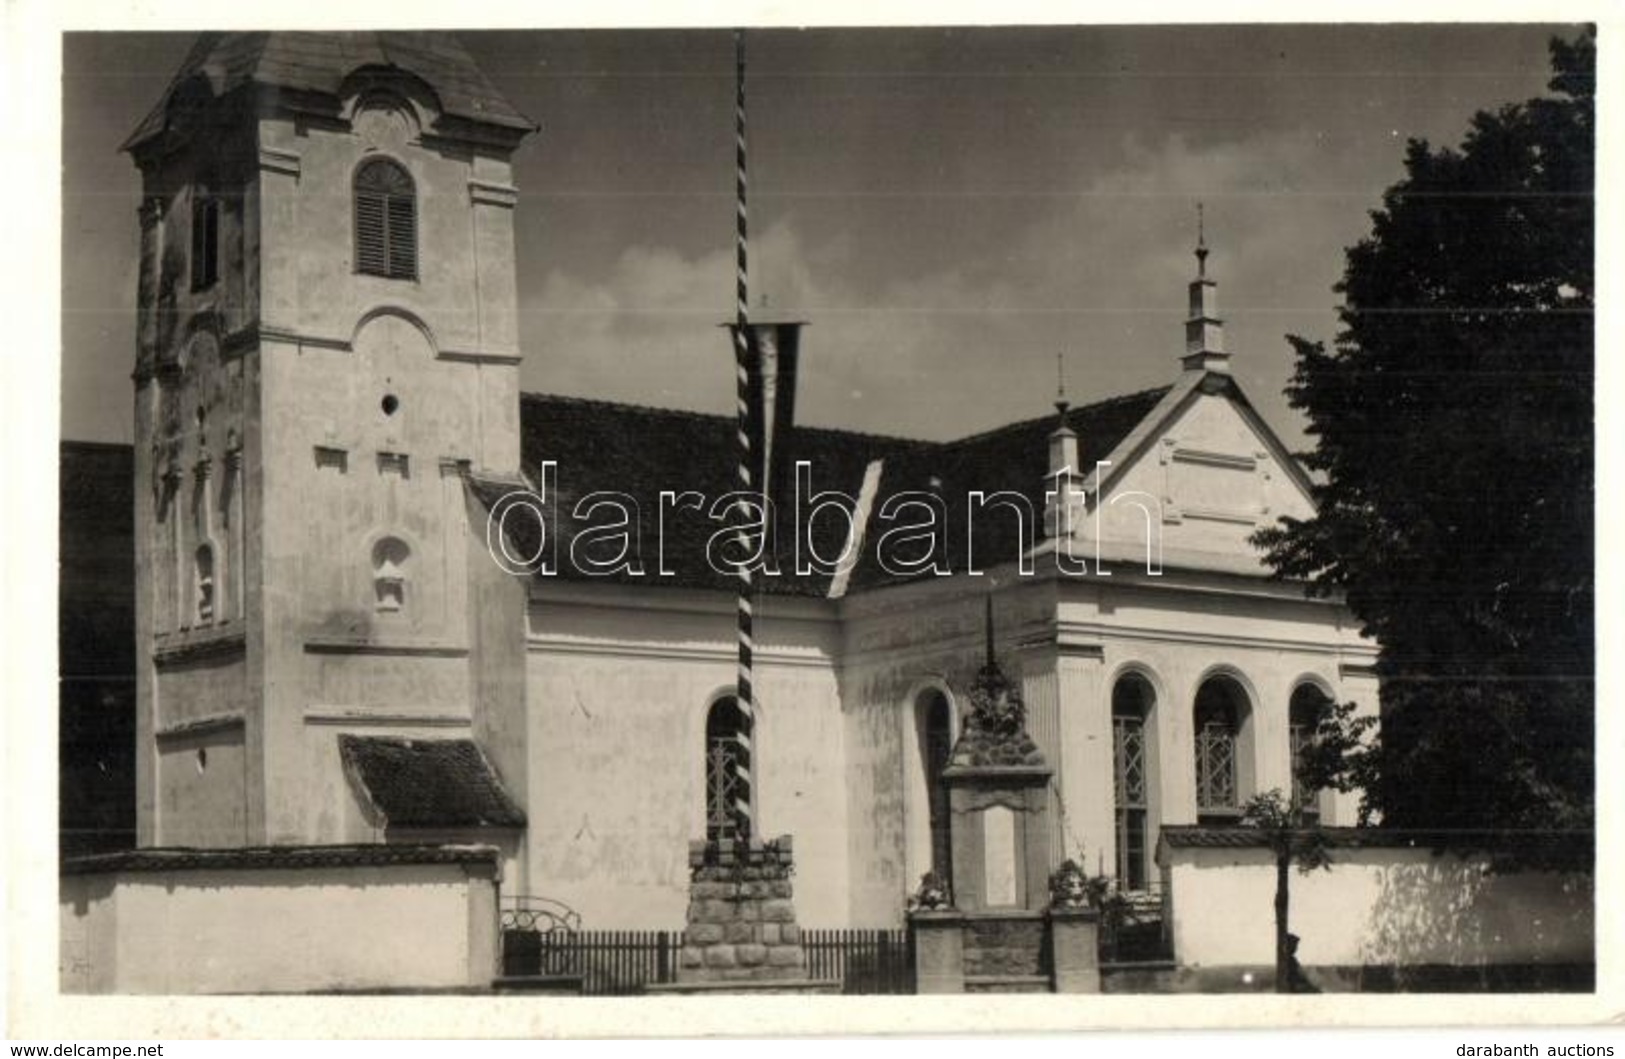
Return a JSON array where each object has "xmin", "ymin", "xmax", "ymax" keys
[{"xmin": 1181, "ymin": 206, "xmax": 1230, "ymax": 374}]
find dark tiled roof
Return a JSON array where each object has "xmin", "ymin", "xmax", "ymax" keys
[
  {"xmin": 850, "ymin": 388, "xmax": 1170, "ymax": 592},
  {"xmin": 60, "ymin": 842, "xmax": 501, "ymax": 876},
  {"xmin": 497, "ymin": 387, "xmax": 1170, "ymax": 596},
  {"xmin": 340, "ymin": 736, "xmax": 526, "ymax": 829},
  {"xmin": 504, "ymin": 392, "xmax": 926, "ymax": 597},
  {"xmin": 125, "ymin": 31, "xmax": 534, "ymax": 151}
]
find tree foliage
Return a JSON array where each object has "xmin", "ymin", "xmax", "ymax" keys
[{"xmin": 1254, "ymin": 30, "xmax": 1594, "ymax": 833}]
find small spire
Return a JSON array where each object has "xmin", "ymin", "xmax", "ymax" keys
[
  {"xmin": 1195, "ymin": 201, "xmax": 1209, "ymax": 279},
  {"xmin": 1182, "ymin": 203, "xmax": 1229, "ymax": 373}
]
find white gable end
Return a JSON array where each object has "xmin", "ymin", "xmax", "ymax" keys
[{"xmin": 1081, "ymin": 378, "xmax": 1314, "ymax": 576}]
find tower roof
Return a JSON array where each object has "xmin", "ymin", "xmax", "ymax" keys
[{"xmin": 124, "ymin": 31, "xmax": 535, "ymax": 153}]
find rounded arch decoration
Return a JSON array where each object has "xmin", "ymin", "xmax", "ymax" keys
[{"xmin": 349, "ymin": 90, "xmax": 423, "ymax": 151}]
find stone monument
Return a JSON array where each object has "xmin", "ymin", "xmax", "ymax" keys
[{"xmin": 908, "ymin": 597, "xmax": 1101, "ymax": 993}]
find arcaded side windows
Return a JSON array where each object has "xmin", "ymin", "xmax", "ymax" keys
[
  {"xmin": 704, "ymin": 695, "xmax": 752, "ymax": 843},
  {"xmin": 354, "ymin": 158, "xmax": 417, "ymax": 280},
  {"xmin": 372, "ymin": 536, "xmax": 410, "ymax": 612}
]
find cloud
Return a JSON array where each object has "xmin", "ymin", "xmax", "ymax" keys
[{"xmin": 518, "ymin": 126, "xmax": 1380, "ymax": 444}]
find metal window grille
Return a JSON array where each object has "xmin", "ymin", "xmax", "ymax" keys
[
  {"xmin": 1195, "ymin": 717, "xmax": 1237, "ymax": 810},
  {"xmin": 1289, "ymin": 721, "xmax": 1312, "ymax": 810},
  {"xmin": 1289, "ymin": 714, "xmax": 1323, "ymax": 825},
  {"xmin": 1113, "ymin": 711, "xmax": 1149, "ymax": 889},
  {"xmin": 1289, "ymin": 685, "xmax": 1331, "ymax": 825},
  {"xmin": 354, "ymin": 159, "xmax": 417, "ymax": 280},
  {"xmin": 704, "ymin": 698, "xmax": 751, "ymax": 843}
]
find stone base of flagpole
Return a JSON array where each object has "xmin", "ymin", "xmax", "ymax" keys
[{"xmin": 655, "ymin": 835, "xmax": 837, "ymax": 993}]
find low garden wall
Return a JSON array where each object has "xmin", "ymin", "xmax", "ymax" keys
[
  {"xmin": 60, "ymin": 844, "xmax": 501, "ymax": 994},
  {"xmin": 1156, "ymin": 828, "xmax": 1592, "ymax": 990}
]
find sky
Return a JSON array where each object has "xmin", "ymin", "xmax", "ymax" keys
[{"xmin": 60, "ymin": 24, "xmax": 1570, "ymax": 447}]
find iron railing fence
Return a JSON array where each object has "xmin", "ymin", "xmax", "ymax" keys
[
  {"xmin": 498, "ymin": 918, "xmax": 915, "ymax": 995},
  {"xmin": 1099, "ymin": 886, "xmax": 1174, "ymax": 963},
  {"xmin": 803, "ymin": 928, "xmax": 915, "ymax": 994},
  {"xmin": 516, "ymin": 930, "xmax": 681, "ymax": 995}
]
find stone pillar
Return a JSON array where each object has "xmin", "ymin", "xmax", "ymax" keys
[
  {"xmin": 910, "ymin": 911, "xmax": 966, "ymax": 994},
  {"xmin": 1055, "ymin": 640, "xmax": 1107, "ymax": 870},
  {"xmin": 678, "ymin": 836, "xmax": 809, "ymax": 983},
  {"xmin": 1049, "ymin": 907, "xmax": 1102, "ymax": 993}
]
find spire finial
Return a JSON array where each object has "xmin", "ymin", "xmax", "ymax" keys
[
  {"xmin": 1183, "ymin": 201, "xmax": 1229, "ymax": 371},
  {"xmin": 1195, "ymin": 201, "xmax": 1209, "ymax": 278},
  {"xmin": 1054, "ymin": 351, "xmax": 1069, "ymax": 417}
]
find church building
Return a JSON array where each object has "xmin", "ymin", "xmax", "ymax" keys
[{"xmin": 121, "ymin": 31, "xmax": 1380, "ymax": 934}]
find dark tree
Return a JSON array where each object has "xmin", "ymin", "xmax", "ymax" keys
[
  {"xmin": 1240, "ymin": 789, "xmax": 1329, "ymax": 993},
  {"xmin": 1254, "ymin": 30, "xmax": 1594, "ymax": 833}
]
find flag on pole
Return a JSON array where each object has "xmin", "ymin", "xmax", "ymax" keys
[{"xmin": 730, "ymin": 321, "xmax": 804, "ymax": 516}]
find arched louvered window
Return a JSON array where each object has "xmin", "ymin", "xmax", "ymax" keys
[{"xmin": 354, "ymin": 159, "xmax": 417, "ymax": 280}]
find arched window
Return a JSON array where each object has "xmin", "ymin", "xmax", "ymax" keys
[
  {"xmin": 1193, "ymin": 674, "xmax": 1253, "ymax": 823},
  {"xmin": 705, "ymin": 696, "xmax": 752, "ymax": 843},
  {"xmin": 1112, "ymin": 673, "xmax": 1157, "ymax": 890},
  {"xmin": 354, "ymin": 159, "xmax": 417, "ymax": 280},
  {"xmin": 194, "ymin": 544, "xmax": 215, "ymax": 623},
  {"xmin": 1289, "ymin": 683, "xmax": 1335, "ymax": 825},
  {"xmin": 372, "ymin": 536, "xmax": 410, "ymax": 612},
  {"xmin": 915, "ymin": 689, "xmax": 954, "ymax": 884}
]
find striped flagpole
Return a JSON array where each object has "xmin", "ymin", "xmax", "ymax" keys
[{"xmin": 730, "ymin": 27, "xmax": 755, "ymax": 842}]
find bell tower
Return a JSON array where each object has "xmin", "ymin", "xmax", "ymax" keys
[{"xmin": 125, "ymin": 33, "xmax": 536, "ymax": 851}]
